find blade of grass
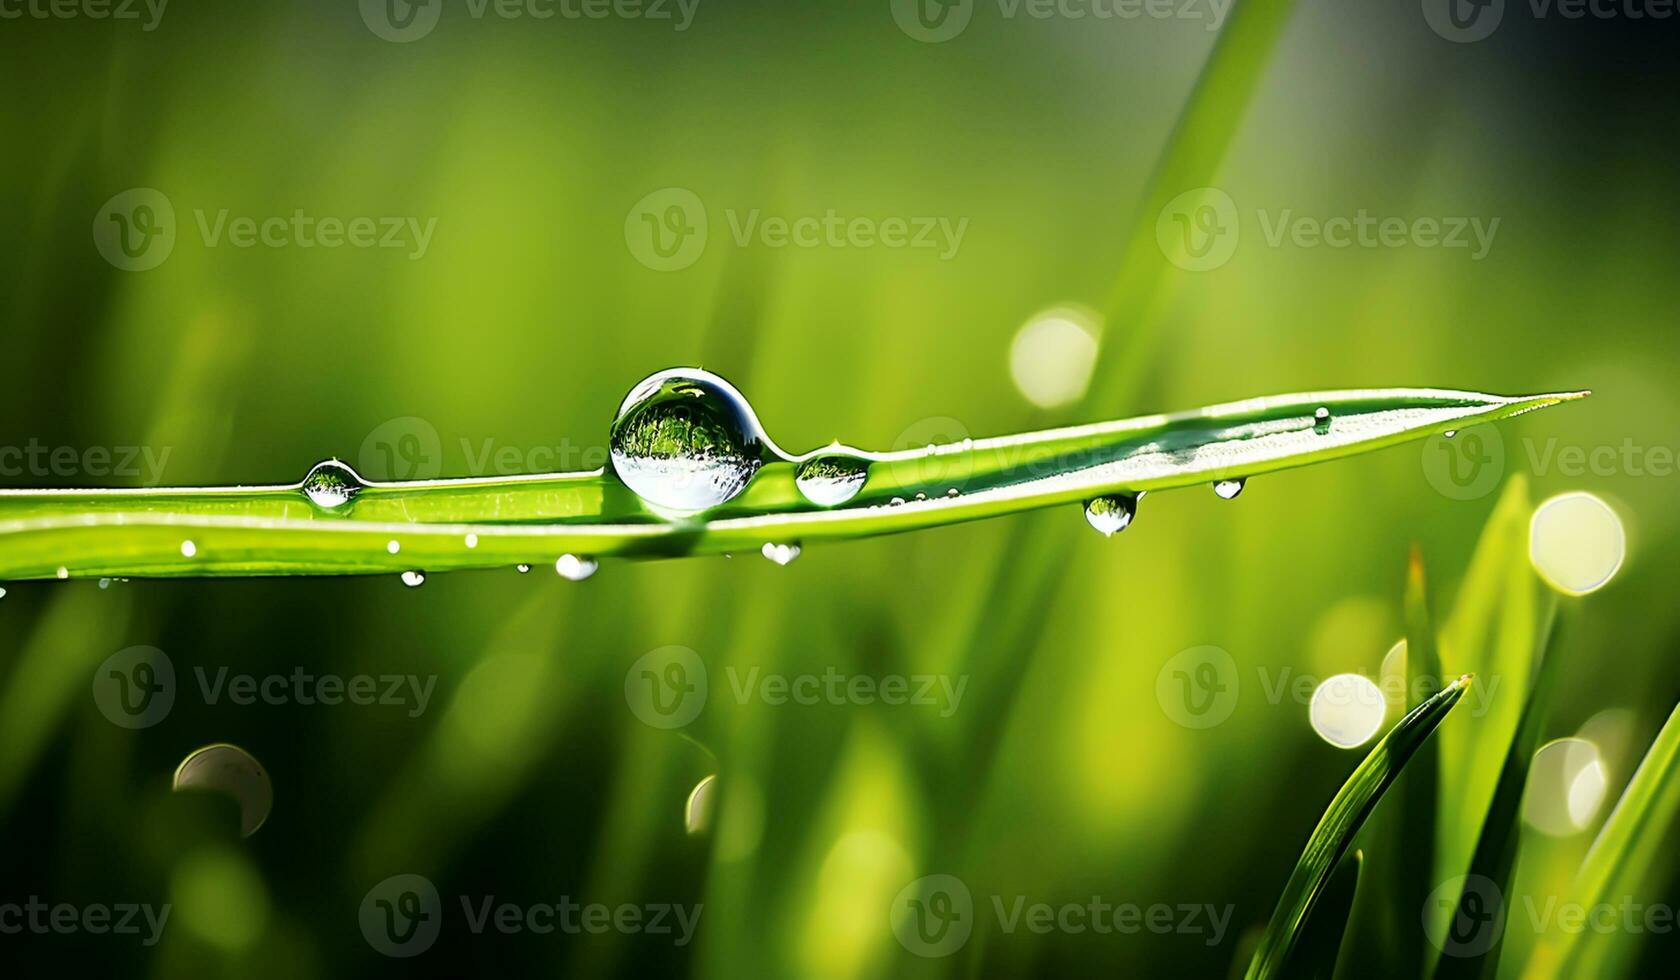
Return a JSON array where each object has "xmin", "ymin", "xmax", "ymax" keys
[
  {"xmin": 1288, "ymin": 849, "xmax": 1365, "ymax": 980},
  {"xmin": 1399, "ymin": 546, "xmax": 1445, "ymax": 979},
  {"xmin": 0, "ymin": 389, "xmax": 1584, "ymax": 580},
  {"xmin": 1246, "ymin": 675, "xmax": 1473, "ymax": 980},
  {"xmin": 1521, "ymin": 703, "xmax": 1680, "ymax": 979},
  {"xmin": 1432, "ymin": 598, "xmax": 1561, "ymax": 980}
]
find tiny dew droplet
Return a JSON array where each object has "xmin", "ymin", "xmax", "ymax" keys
[
  {"xmin": 555, "ymin": 554, "xmax": 598, "ymax": 581},
  {"xmin": 464, "ymin": 533, "xmax": 479, "ymax": 549},
  {"xmin": 516, "ymin": 564, "xmax": 531, "ymax": 574},
  {"xmin": 1213, "ymin": 478, "xmax": 1246, "ymax": 500},
  {"xmin": 180, "ymin": 540, "xmax": 198, "ymax": 558},
  {"xmin": 608, "ymin": 368, "xmax": 775, "ymax": 513},
  {"xmin": 1444, "ymin": 430, "xmax": 1457, "ymax": 439},
  {"xmin": 301, "ymin": 458, "xmax": 364, "ymax": 509},
  {"xmin": 56, "ymin": 567, "xmax": 69, "ymax": 580},
  {"xmin": 99, "ymin": 578, "xmax": 112, "ymax": 590},
  {"xmin": 401, "ymin": 570, "xmax": 426, "ymax": 588},
  {"xmin": 1083, "ymin": 494, "xmax": 1137, "ymax": 537},
  {"xmin": 946, "ymin": 488, "xmax": 960, "ymax": 498},
  {"xmin": 890, "ymin": 496, "xmax": 906, "ymax": 507},
  {"xmin": 794, "ymin": 453, "xmax": 869, "ymax": 506},
  {"xmin": 0, "ymin": 586, "xmax": 8, "ymax": 600},
  {"xmin": 761, "ymin": 542, "xmax": 801, "ymax": 565},
  {"xmin": 386, "ymin": 540, "xmax": 400, "ymax": 555},
  {"xmin": 1313, "ymin": 406, "xmax": 1331, "ymax": 434}
]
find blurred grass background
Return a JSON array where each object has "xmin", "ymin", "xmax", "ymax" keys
[{"xmin": 2, "ymin": 1, "xmax": 1677, "ymax": 976}]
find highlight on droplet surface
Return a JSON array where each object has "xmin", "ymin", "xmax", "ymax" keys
[
  {"xmin": 1529, "ymin": 491, "xmax": 1625, "ymax": 595},
  {"xmin": 609, "ymin": 367, "xmax": 775, "ymax": 513},
  {"xmin": 401, "ymin": 570, "xmax": 426, "ymax": 588},
  {"xmin": 1083, "ymin": 494, "xmax": 1137, "ymax": 537},
  {"xmin": 386, "ymin": 539, "xmax": 401, "ymax": 555},
  {"xmin": 180, "ymin": 540, "xmax": 197, "ymax": 558},
  {"xmin": 172, "ymin": 743, "xmax": 273, "ymax": 838},
  {"xmin": 795, "ymin": 452, "xmax": 869, "ymax": 506},
  {"xmin": 555, "ymin": 554, "xmax": 598, "ymax": 581},
  {"xmin": 1308, "ymin": 673, "xmax": 1387, "ymax": 748},
  {"xmin": 685, "ymin": 774, "xmax": 717, "ymax": 835},
  {"xmin": 1213, "ymin": 478, "xmax": 1246, "ymax": 500},
  {"xmin": 300, "ymin": 458, "xmax": 364, "ymax": 509},
  {"xmin": 1008, "ymin": 305, "xmax": 1101, "ymax": 409},
  {"xmin": 1523, "ymin": 737, "xmax": 1608, "ymax": 836}
]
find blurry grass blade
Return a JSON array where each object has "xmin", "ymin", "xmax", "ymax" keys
[
  {"xmin": 1522, "ymin": 703, "xmax": 1680, "ymax": 979},
  {"xmin": 1399, "ymin": 546, "xmax": 1443, "ymax": 979},
  {"xmin": 1246, "ymin": 676, "xmax": 1473, "ymax": 980},
  {"xmin": 0, "ymin": 388, "xmax": 1585, "ymax": 579},
  {"xmin": 1287, "ymin": 849, "xmax": 1363, "ymax": 980},
  {"xmin": 1433, "ymin": 599, "xmax": 1561, "ymax": 980}
]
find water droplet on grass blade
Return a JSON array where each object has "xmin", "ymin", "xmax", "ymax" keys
[
  {"xmin": 555, "ymin": 554, "xmax": 598, "ymax": 581},
  {"xmin": 56, "ymin": 567, "xmax": 69, "ymax": 579},
  {"xmin": 795, "ymin": 453, "xmax": 868, "ymax": 506},
  {"xmin": 386, "ymin": 540, "xmax": 400, "ymax": 555},
  {"xmin": 761, "ymin": 542, "xmax": 801, "ymax": 565},
  {"xmin": 173, "ymin": 743, "xmax": 273, "ymax": 838},
  {"xmin": 301, "ymin": 458, "xmax": 363, "ymax": 509},
  {"xmin": 1313, "ymin": 406, "xmax": 1331, "ymax": 434},
  {"xmin": 609, "ymin": 368, "xmax": 775, "ymax": 512},
  {"xmin": 516, "ymin": 564, "xmax": 531, "ymax": 574},
  {"xmin": 181, "ymin": 540, "xmax": 198, "ymax": 557},
  {"xmin": 1213, "ymin": 478, "xmax": 1246, "ymax": 500},
  {"xmin": 464, "ymin": 534, "xmax": 478, "ymax": 549},
  {"xmin": 401, "ymin": 571, "xmax": 426, "ymax": 588},
  {"xmin": 1083, "ymin": 494, "xmax": 1137, "ymax": 537}
]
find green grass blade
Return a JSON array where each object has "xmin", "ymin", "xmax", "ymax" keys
[
  {"xmin": 1399, "ymin": 547, "xmax": 1445, "ymax": 979},
  {"xmin": 1245, "ymin": 676, "xmax": 1473, "ymax": 980},
  {"xmin": 1521, "ymin": 703, "xmax": 1680, "ymax": 979},
  {"xmin": 1287, "ymin": 849, "xmax": 1364, "ymax": 980},
  {"xmin": 1432, "ymin": 599, "xmax": 1561, "ymax": 980},
  {"xmin": 0, "ymin": 388, "xmax": 1583, "ymax": 580}
]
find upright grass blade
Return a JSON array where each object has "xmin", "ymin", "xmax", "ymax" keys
[
  {"xmin": 1287, "ymin": 850, "xmax": 1365, "ymax": 980},
  {"xmin": 1399, "ymin": 546, "xmax": 1445, "ymax": 979},
  {"xmin": 1245, "ymin": 676, "xmax": 1473, "ymax": 980},
  {"xmin": 1433, "ymin": 599, "xmax": 1562, "ymax": 980},
  {"xmin": 0, "ymin": 389, "xmax": 1583, "ymax": 580},
  {"xmin": 1521, "ymin": 703, "xmax": 1680, "ymax": 979}
]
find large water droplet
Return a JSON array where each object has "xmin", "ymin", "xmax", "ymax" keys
[
  {"xmin": 609, "ymin": 368, "xmax": 774, "ymax": 513},
  {"xmin": 1213, "ymin": 478, "xmax": 1246, "ymax": 500},
  {"xmin": 761, "ymin": 542, "xmax": 801, "ymax": 565},
  {"xmin": 173, "ymin": 743, "xmax": 273, "ymax": 838},
  {"xmin": 795, "ymin": 452, "xmax": 869, "ymax": 506},
  {"xmin": 401, "ymin": 570, "xmax": 426, "ymax": 588},
  {"xmin": 555, "ymin": 554, "xmax": 598, "ymax": 581},
  {"xmin": 301, "ymin": 458, "xmax": 364, "ymax": 509},
  {"xmin": 1083, "ymin": 494, "xmax": 1137, "ymax": 537}
]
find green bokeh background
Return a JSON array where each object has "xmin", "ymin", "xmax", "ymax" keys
[{"xmin": 2, "ymin": 1, "xmax": 1677, "ymax": 976}]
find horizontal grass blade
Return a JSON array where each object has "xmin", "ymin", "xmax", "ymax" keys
[
  {"xmin": 1246, "ymin": 675, "xmax": 1474, "ymax": 980},
  {"xmin": 0, "ymin": 388, "xmax": 1583, "ymax": 579}
]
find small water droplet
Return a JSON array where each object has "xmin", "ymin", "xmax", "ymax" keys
[
  {"xmin": 180, "ymin": 540, "xmax": 198, "ymax": 558},
  {"xmin": 761, "ymin": 542, "xmax": 801, "ymax": 565},
  {"xmin": 301, "ymin": 458, "xmax": 364, "ymax": 509},
  {"xmin": 386, "ymin": 540, "xmax": 400, "ymax": 555},
  {"xmin": 914, "ymin": 492, "xmax": 928, "ymax": 501},
  {"xmin": 555, "ymin": 554, "xmax": 598, "ymax": 581},
  {"xmin": 946, "ymin": 488, "xmax": 960, "ymax": 498},
  {"xmin": 98, "ymin": 578, "xmax": 112, "ymax": 590},
  {"xmin": 401, "ymin": 570, "xmax": 426, "ymax": 588},
  {"xmin": 464, "ymin": 533, "xmax": 479, "ymax": 549},
  {"xmin": 56, "ymin": 567, "xmax": 69, "ymax": 580},
  {"xmin": 516, "ymin": 564, "xmax": 531, "ymax": 574},
  {"xmin": 0, "ymin": 586, "xmax": 8, "ymax": 600},
  {"xmin": 1213, "ymin": 478, "xmax": 1246, "ymax": 500},
  {"xmin": 794, "ymin": 453, "xmax": 869, "ymax": 506},
  {"xmin": 1313, "ymin": 406, "xmax": 1331, "ymax": 434},
  {"xmin": 1083, "ymin": 494, "xmax": 1137, "ymax": 537},
  {"xmin": 890, "ymin": 496, "xmax": 906, "ymax": 506},
  {"xmin": 609, "ymin": 368, "xmax": 776, "ymax": 513}
]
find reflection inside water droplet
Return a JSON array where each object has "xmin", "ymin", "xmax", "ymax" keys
[
  {"xmin": 401, "ymin": 570, "xmax": 425, "ymax": 588},
  {"xmin": 301, "ymin": 458, "xmax": 364, "ymax": 509},
  {"xmin": 555, "ymin": 554, "xmax": 598, "ymax": 581},
  {"xmin": 173, "ymin": 743, "xmax": 273, "ymax": 838},
  {"xmin": 1083, "ymin": 494, "xmax": 1137, "ymax": 537},
  {"xmin": 609, "ymin": 368, "xmax": 776, "ymax": 513},
  {"xmin": 1213, "ymin": 478, "xmax": 1246, "ymax": 500},
  {"xmin": 795, "ymin": 453, "xmax": 869, "ymax": 506},
  {"xmin": 761, "ymin": 542, "xmax": 801, "ymax": 565}
]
